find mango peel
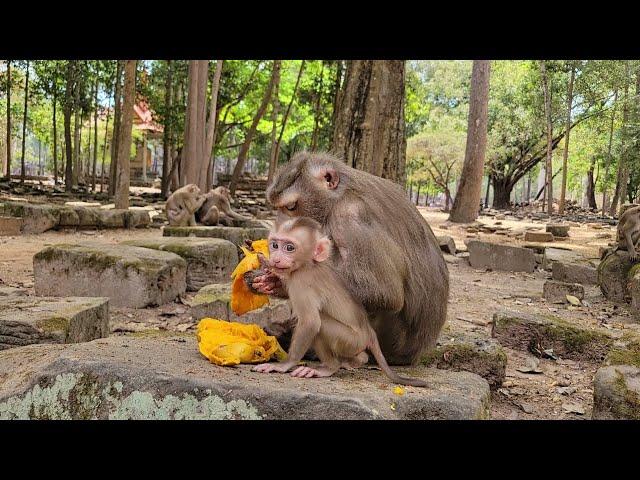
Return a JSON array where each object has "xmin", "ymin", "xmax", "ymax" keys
[
  {"xmin": 230, "ymin": 239, "xmax": 270, "ymax": 315},
  {"xmin": 197, "ymin": 318, "xmax": 288, "ymax": 366}
]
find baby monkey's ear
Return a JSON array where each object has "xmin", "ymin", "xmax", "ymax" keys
[{"xmin": 313, "ymin": 237, "xmax": 332, "ymax": 263}]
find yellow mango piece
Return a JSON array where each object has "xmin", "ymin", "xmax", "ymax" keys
[
  {"xmin": 230, "ymin": 239, "xmax": 270, "ymax": 315},
  {"xmin": 196, "ymin": 318, "xmax": 287, "ymax": 366}
]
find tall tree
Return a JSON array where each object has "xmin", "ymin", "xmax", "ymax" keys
[
  {"xmin": 100, "ymin": 99, "xmax": 110, "ymax": 193},
  {"xmin": 52, "ymin": 65, "xmax": 58, "ymax": 185},
  {"xmin": 4, "ymin": 61, "xmax": 10, "ymax": 178},
  {"xmin": 449, "ymin": 60, "xmax": 491, "ymax": 223},
  {"xmin": 92, "ymin": 75, "xmax": 99, "ymax": 191},
  {"xmin": 20, "ymin": 61, "xmax": 29, "ymax": 182},
  {"xmin": 229, "ymin": 61, "xmax": 279, "ymax": 194},
  {"xmin": 72, "ymin": 64, "xmax": 82, "ymax": 186},
  {"xmin": 63, "ymin": 61, "xmax": 75, "ymax": 191},
  {"xmin": 611, "ymin": 62, "xmax": 632, "ymax": 215},
  {"xmin": 311, "ymin": 61, "xmax": 325, "ymax": 151},
  {"xmin": 181, "ymin": 60, "xmax": 209, "ymax": 189},
  {"xmin": 267, "ymin": 60, "xmax": 282, "ymax": 184},
  {"xmin": 332, "ymin": 60, "xmax": 406, "ymax": 184},
  {"xmin": 205, "ymin": 60, "xmax": 223, "ymax": 190},
  {"xmin": 558, "ymin": 62, "xmax": 576, "ymax": 214},
  {"xmin": 109, "ymin": 60, "xmax": 123, "ymax": 196},
  {"xmin": 272, "ymin": 60, "xmax": 305, "ymax": 176},
  {"xmin": 114, "ymin": 60, "xmax": 137, "ymax": 209},
  {"xmin": 602, "ymin": 90, "xmax": 618, "ymax": 214},
  {"xmin": 540, "ymin": 60, "xmax": 554, "ymax": 213},
  {"xmin": 161, "ymin": 60, "xmax": 173, "ymax": 197}
]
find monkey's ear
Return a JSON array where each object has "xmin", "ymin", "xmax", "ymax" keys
[
  {"xmin": 321, "ymin": 168, "xmax": 339, "ymax": 190},
  {"xmin": 313, "ymin": 237, "xmax": 332, "ymax": 262}
]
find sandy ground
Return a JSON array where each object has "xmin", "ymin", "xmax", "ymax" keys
[{"xmin": 1, "ymin": 206, "xmax": 637, "ymax": 420}]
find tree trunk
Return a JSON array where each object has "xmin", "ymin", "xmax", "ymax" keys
[
  {"xmin": 161, "ymin": 60, "xmax": 173, "ymax": 197},
  {"xmin": 540, "ymin": 60, "xmax": 554, "ymax": 214},
  {"xmin": 602, "ymin": 90, "xmax": 618, "ymax": 214},
  {"xmin": 331, "ymin": 60, "xmax": 406, "ymax": 184},
  {"xmin": 92, "ymin": 76, "xmax": 99, "ymax": 191},
  {"xmin": 52, "ymin": 75, "xmax": 58, "ymax": 186},
  {"xmin": 271, "ymin": 60, "xmax": 305, "ymax": 180},
  {"xmin": 64, "ymin": 61, "xmax": 74, "ymax": 192},
  {"xmin": 558, "ymin": 63, "xmax": 575, "ymax": 214},
  {"xmin": 612, "ymin": 64, "xmax": 632, "ymax": 215},
  {"xmin": 311, "ymin": 61, "xmax": 325, "ymax": 151},
  {"xmin": 267, "ymin": 60, "xmax": 282, "ymax": 185},
  {"xmin": 485, "ymin": 175, "xmax": 491, "ymax": 207},
  {"xmin": 109, "ymin": 60, "xmax": 123, "ymax": 196},
  {"xmin": 415, "ymin": 182, "xmax": 421, "ymax": 205},
  {"xmin": 182, "ymin": 60, "xmax": 209, "ymax": 188},
  {"xmin": 585, "ymin": 159, "xmax": 597, "ymax": 209},
  {"xmin": 229, "ymin": 61, "xmax": 279, "ymax": 195},
  {"xmin": 72, "ymin": 66, "xmax": 83, "ymax": 187},
  {"xmin": 492, "ymin": 177, "xmax": 512, "ymax": 209},
  {"xmin": 4, "ymin": 61, "xmax": 10, "ymax": 178},
  {"xmin": 205, "ymin": 60, "xmax": 223, "ymax": 190},
  {"xmin": 114, "ymin": 60, "xmax": 136, "ymax": 209},
  {"xmin": 329, "ymin": 61, "xmax": 344, "ymax": 146},
  {"xmin": 449, "ymin": 60, "xmax": 491, "ymax": 223},
  {"xmin": 101, "ymin": 98, "xmax": 110, "ymax": 193},
  {"xmin": 20, "ymin": 60, "xmax": 29, "ymax": 183}
]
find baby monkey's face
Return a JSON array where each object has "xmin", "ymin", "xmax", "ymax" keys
[{"xmin": 267, "ymin": 228, "xmax": 317, "ymax": 276}]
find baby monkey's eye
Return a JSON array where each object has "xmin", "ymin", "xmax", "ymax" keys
[
  {"xmin": 271, "ymin": 241, "xmax": 278, "ymax": 250},
  {"xmin": 286, "ymin": 201, "xmax": 297, "ymax": 211},
  {"xmin": 284, "ymin": 244, "xmax": 295, "ymax": 252}
]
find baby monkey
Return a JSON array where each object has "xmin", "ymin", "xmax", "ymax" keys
[
  {"xmin": 252, "ymin": 216, "xmax": 427, "ymax": 387},
  {"xmin": 616, "ymin": 205, "xmax": 640, "ymax": 261}
]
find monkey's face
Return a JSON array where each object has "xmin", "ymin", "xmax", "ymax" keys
[
  {"xmin": 268, "ymin": 153, "xmax": 342, "ymax": 222},
  {"xmin": 267, "ymin": 230, "xmax": 315, "ymax": 276}
]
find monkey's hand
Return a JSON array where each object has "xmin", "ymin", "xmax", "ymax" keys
[
  {"xmin": 249, "ymin": 272, "xmax": 287, "ymax": 298},
  {"xmin": 252, "ymin": 361, "xmax": 296, "ymax": 374},
  {"xmin": 631, "ymin": 250, "xmax": 639, "ymax": 262}
]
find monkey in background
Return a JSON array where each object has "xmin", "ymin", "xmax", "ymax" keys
[
  {"xmin": 250, "ymin": 151, "xmax": 449, "ymax": 366},
  {"xmin": 616, "ymin": 205, "xmax": 640, "ymax": 261},
  {"xmin": 165, "ymin": 184, "xmax": 206, "ymax": 226},
  {"xmin": 252, "ymin": 216, "xmax": 427, "ymax": 387},
  {"xmin": 196, "ymin": 186, "xmax": 252, "ymax": 226}
]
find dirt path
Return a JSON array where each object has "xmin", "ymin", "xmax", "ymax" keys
[{"xmin": 1, "ymin": 207, "xmax": 637, "ymax": 419}]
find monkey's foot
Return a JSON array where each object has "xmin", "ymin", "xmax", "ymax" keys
[
  {"xmin": 252, "ymin": 362, "xmax": 294, "ymax": 374},
  {"xmin": 341, "ymin": 351, "xmax": 369, "ymax": 370},
  {"xmin": 290, "ymin": 366, "xmax": 336, "ymax": 378}
]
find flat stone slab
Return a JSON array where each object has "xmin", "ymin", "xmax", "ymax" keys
[
  {"xmin": 122, "ymin": 238, "xmax": 239, "ymax": 292},
  {"xmin": 552, "ymin": 261, "xmax": 598, "ymax": 285},
  {"xmin": 0, "ymin": 336, "xmax": 490, "ymax": 420},
  {"xmin": 163, "ymin": 226, "xmax": 269, "ymax": 245},
  {"xmin": 33, "ymin": 243, "xmax": 186, "ymax": 308},
  {"xmin": 0, "ymin": 296, "xmax": 109, "ymax": 350},
  {"xmin": 524, "ymin": 231, "xmax": 554, "ymax": 242},
  {"xmin": 0, "ymin": 200, "xmax": 150, "ymax": 233},
  {"xmin": 543, "ymin": 247, "xmax": 583, "ymax": 271},
  {"xmin": 189, "ymin": 283, "xmax": 295, "ymax": 338},
  {"xmin": 492, "ymin": 310, "xmax": 614, "ymax": 363},
  {"xmin": 0, "ymin": 286, "xmax": 27, "ymax": 297},
  {"xmin": 543, "ymin": 280, "xmax": 585, "ymax": 303},
  {"xmin": 466, "ymin": 240, "xmax": 535, "ymax": 273},
  {"xmin": 422, "ymin": 329, "xmax": 506, "ymax": 390},
  {"xmin": 0, "ymin": 216, "xmax": 23, "ymax": 235},
  {"xmin": 436, "ymin": 235, "xmax": 457, "ymax": 255},
  {"xmin": 593, "ymin": 365, "xmax": 640, "ymax": 419}
]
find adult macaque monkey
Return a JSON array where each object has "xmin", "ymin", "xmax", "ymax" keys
[
  {"xmin": 166, "ymin": 184, "xmax": 206, "ymax": 226},
  {"xmin": 250, "ymin": 151, "xmax": 449, "ymax": 365},
  {"xmin": 196, "ymin": 186, "xmax": 251, "ymax": 226},
  {"xmin": 616, "ymin": 205, "xmax": 640, "ymax": 261},
  {"xmin": 252, "ymin": 216, "xmax": 427, "ymax": 387}
]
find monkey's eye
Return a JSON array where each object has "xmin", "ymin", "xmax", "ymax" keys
[
  {"xmin": 284, "ymin": 244, "xmax": 295, "ymax": 252},
  {"xmin": 286, "ymin": 201, "xmax": 297, "ymax": 211},
  {"xmin": 271, "ymin": 241, "xmax": 278, "ymax": 250}
]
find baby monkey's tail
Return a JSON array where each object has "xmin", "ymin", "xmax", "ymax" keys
[{"xmin": 367, "ymin": 333, "xmax": 428, "ymax": 388}]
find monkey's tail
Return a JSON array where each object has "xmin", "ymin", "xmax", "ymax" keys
[{"xmin": 367, "ymin": 333, "xmax": 428, "ymax": 388}]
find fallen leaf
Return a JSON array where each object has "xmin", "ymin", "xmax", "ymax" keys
[
  {"xmin": 393, "ymin": 386, "xmax": 405, "ymax": 396},
  {"xmin": 566, "ymin": 295, "xmax": 582, "ymax": 306}
]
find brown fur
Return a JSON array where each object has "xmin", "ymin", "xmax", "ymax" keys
[
  {"xmin": 166, "ymin": 184, "xmax": 206, "ymax": 226},
  {"xmin": 616, "ymin": 206, "xmax": 640, "ymax": 261},
  {"xmin": 196, "ymin": 186, "xmax": 250, "ymax": 226},
  {"xmin": 252, "ymin": 219, "xmax": 427, "ymax": 386},
  {"xmin": 264, "ymin": 151, "xmax": 449, "ymax": 365}
]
